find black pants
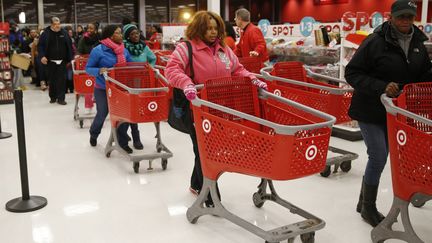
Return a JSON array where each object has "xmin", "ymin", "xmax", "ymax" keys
[
  {"xmin": 190, "ymin": 127, "xmax": 203, "ymax": 190},
  {"xmin": 46, "ymin": 61, "xmax": 67, "ymax": 102}
]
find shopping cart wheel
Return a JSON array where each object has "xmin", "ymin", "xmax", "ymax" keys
[
  {"xmin": 133, "ymin": 162, "xmax": 140, "ymax": 173},
  {"xmin": 161, "ymin": 159, "xmax": 168, "ymax": 170},
  {"xmin": 79, "ymin": 120, "xmax": 84, "ymax": 128},
  {"xmin": 252, "ymin": 192, "xmax": 265, "ymax": 208},
  {"xmin": 300, "ymin": 232, "xmax": 315, "ymax": 243},
  {"xmin": 105, "ymin": 152, "xmax": 111, "ymax": 158},
  {"xmin": 265, "ymin": 241, "xmax": 279, "ymax": 243},
  {"xmin": 340, "ymin": 161, "xmax": 352, "ymax": 172},
  {"xmin": 411, "ymin": 200, "xmax": 426, "ymax": 208},
  {"xmin": 320, "ymin": 165, "xmax": 331, "ymax": 177}
]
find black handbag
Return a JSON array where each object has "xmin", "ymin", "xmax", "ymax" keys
[{"xmin": 167, "ymin": 41, "xmax": 194, "ymax": 134}]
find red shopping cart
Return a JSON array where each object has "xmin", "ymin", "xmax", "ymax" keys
[
  {"xmin": 154, "ymin": 50, "xmax": 172, "ymax": 71},
  {"xmin": 103, "ymin": 63, "xmax": 172, "ymax": 173},
  {"xmin": 261, "ymin": 61, "xmax": 358, "ymax": 177},
  {"xmin": 238, "ymin": 56, "xmax": 264, "ymax": 74},
  {"xmin": 72, "ymin": 55, "xmax": 96, "ymax": 128},
  {"xmin": 372, "ymin": 82, "xmax": 432, "ymax": 243},
  {"xmin": 186, "ymin": 77, "xmax": 336, "ymax": 243}
]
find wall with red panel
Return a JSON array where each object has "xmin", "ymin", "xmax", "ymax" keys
[{"xmin": 280, "ymin": 0, "xmax": 431, "ymax": 24}]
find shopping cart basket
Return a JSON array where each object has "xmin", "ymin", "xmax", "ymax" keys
[
  {"xmin": 372, "ymin": 82, "xmax": 432, "ymax": 243},
  {"xmin": 72, "ymin": 55, "xmax": 96, "ymax": 128},
  {"xmin": 154, "ymin": 50, "xmax": 172, "ymax": 71},
  {"xmin": 186, "ymin": 76, "xmax": 336, "ymax": 243},
  {"xmin": 103, "ymin": 63, "xmax": 172, "ymax": 173},
  {"xmin": 261, "ymin": 61, "xmax": 358, "ymax": 177},
  {"xmin": 238, "ymin": 56, "xmax": 264, "ymax": 74}
]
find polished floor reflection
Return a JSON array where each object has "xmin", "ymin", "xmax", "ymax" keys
[{"xmin": 0, "ymin": 87, "xmax": 431, "ymax": 243}]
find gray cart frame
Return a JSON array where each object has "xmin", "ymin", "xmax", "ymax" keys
[
  {"xmin": 102, "ymin": 67, "xmax": 173, "ymax": 173},
  {"xmin": 261, "ymin": 66, "xmax": 359, "ymax": 177},
  {"xmin": 71, "ymin": 59, "xmax": 96, "ymax": 128},
  {"xmin": 371, "ymin": 94, "xmax": 432, "ymax": 243},
  {"xmin": 187, "ymin": 88, "xmax": 336, "ymax": 243}
]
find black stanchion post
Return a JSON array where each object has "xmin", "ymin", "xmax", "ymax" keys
[
  {"xmin": 0, "ymin": 113, "xmax": 12, "ymax": 139},
  {"xmin": 5, "ymin": 90, "xmax": 47, "ymax": 213}
]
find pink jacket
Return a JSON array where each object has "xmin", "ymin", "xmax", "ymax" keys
[{"xmin": 165, "ymin": 39, "xmax": 256, "ymax": 90}]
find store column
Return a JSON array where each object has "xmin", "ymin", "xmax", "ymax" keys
[
  {"xmin": 421, "ymin": 0, "xmax": 428, "ymax": 24},
  {"xmin": 139, "ymin": 0, "xmax": 146, "ymax": 37},
  {"xmin": 207, "ymin": 0, "xmax": 220, "ymax": 15},
  {"xmin": 37, "ymin": 0, "xmax": 44, "ymax": 29}
]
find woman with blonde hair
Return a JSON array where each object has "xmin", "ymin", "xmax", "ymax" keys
[{"xmin": 165, "ymin": 11, "xmax": 267, "ymax": 207}]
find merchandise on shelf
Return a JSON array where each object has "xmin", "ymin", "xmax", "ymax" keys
[{"xmin": 0, "ymin": 22, "xmax": 13, "ymax": 104}]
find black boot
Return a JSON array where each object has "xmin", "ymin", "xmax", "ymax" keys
[
  {"xmin": 131, "ymin": 124, "xmax": 143, "ymax": 150},
  {"xmin": 356, "ymin": 177, "xmax": 364, "ymax": 213},
  {"xmin": 360, "ymin": 182, "xmax": 385, "ymax": 227}
]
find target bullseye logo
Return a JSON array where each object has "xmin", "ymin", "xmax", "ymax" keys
[
  {"xmin": 397, "ymin": 130, "xmax": 407, "ymax": 146},
  {"xmin": 202, "ymin": 119, "xmax": 211, "ymax": 133},
  {"xmin": 148, "ymin": 101, "xmax": 158, "ymax": 112},
  {"xmin": 107, "ymin": 88, "xmax": 112, "ymax": 98},
  {"xmin": 85, "ymin": 79, "xmax": 93, "ymax": 87},
  {"xmin": 305, "ymin": 145, "xmax": 318, "ymax": 161},
  {"xmin": 274, "ymin": 89, "xmax": 281, "ymax": 96}
]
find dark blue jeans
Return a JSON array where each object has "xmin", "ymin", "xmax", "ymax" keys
[
  {"xmin": 90, "ymin": 88, "xmax": 128, "ymax": 146},
  {"xmin": 358, "ymin": 121, "xmax": 389, "ymax": 186}
]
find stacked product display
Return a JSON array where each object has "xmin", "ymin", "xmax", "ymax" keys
[{"xmin": 0, "ymin": 23, "xmax": 13, "ymax": 104}]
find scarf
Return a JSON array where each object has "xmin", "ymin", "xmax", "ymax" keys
[
  {"xmin": 124, "ymin": 40, "xmax": 147, "ymax": 57},
  {"xmin": 100, "ymin": 38, "xmax": 126, "ymax": 64}
]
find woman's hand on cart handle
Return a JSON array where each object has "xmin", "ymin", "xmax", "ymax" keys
[
  {"xmin": 99, "ymin": 67, "xmax": 108, "ymax": 75},
  {"xmin": 385, "ymin": 82, "xmax": 400, "ymax": 98},
  {"xmin": 184, "ymin": 84, "xmax": 197, "ymax": 100},
  {"xmin": 252, "ymin": 79, "xmax": 268, "ymax": 90}
]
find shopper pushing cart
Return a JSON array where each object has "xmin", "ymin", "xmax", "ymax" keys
[{"xmin": 345, "ymin": 0, "xmax": 432, "ymax": 227}]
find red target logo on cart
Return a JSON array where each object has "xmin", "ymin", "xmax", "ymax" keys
[
  {"xmin": 202, "ymin": 119, "xmax": 211, "ymax": 133},
  {"xmin": 107, "ymin": 88, "xmax": 112, "ymax": 98},
  {"xmin": 85, "ymin": 79, "xmax": 93, "ymax": 87},
  {"xmin": 273, "ymin": 89, "xmax": 281, "ymax": 96},
  {"xmin": 396, "ymin": 130, "xmax": 407, "ymax": 146},
  {"xmin": 305, "ymin": 145, "xmax": 318, "ymax": 161},
  {"xmin": 148, "ymin": 101, "xmax": 158, "ymax": 112}
]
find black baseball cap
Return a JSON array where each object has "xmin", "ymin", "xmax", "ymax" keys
[{"xmin": 391, "ymin": 0, "xmax": 417, "ymax": 17}]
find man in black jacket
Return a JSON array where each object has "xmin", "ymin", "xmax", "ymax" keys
[
  {"xmin": 345, "ymin": 0, "xmax": 432, "ymax": 227},
  {"xmin": 38, "ymin": 17, "xmax": 73, "ymax": 105}
]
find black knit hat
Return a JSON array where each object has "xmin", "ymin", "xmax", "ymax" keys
[{"xmin": 391, "ymin": 0, "xmax": 417, "ymax": 17}]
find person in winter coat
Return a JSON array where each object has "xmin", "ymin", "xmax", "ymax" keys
[
  {"xmin": 77, "ymin": 23, "xmax": 100, "ymax": 55},
  {"xmin": 234, "ymin": 8, "xmax": 268, "ymax": 62},
  {"xmin": 85, "ymin": 25, "xmax": 133, "ymax": 153},
  {"xmin": 121, "ymin": 23, "xmax": 157, "ymax": 150},
  {"xmin": 345, "ymin": 0, "xmax": 432, "ymax": 227},
  {"xmin": 165, "ymin": 11, "xmax": 267, "ymax": 207},
  {"xmin": 77, "ymin": 22, "xmax": 100, "ymax": 113},
  {"xmin": 38, "ymin": 17, "xmax": 73, "ymax": 105}
]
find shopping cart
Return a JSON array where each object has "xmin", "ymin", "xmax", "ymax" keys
[
  {"xmin": 261, "ymin": 61, "xmax": 359, "ymax": 177},
  {"xmin": 103, "ymin": 63, "xmax": 172, "ymax": 173},
  {"xmin": 186, "ymin": 76, "xmax": 336, "ymax": 243},
  {"xmin": 154, "ymin": 50, "xmax": 172, "ymax": 70},
  {"xmin": 72, "ymin": 55, "xmax": 96, "ymax": 128},
  {"xmin": 372, "ymin": 83, "xmax": 432, "ymax": 243},
  {"xmin": 238, "ymin": 56, "xmax": 264, "ymax": 74}
]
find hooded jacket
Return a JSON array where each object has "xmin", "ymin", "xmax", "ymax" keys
[{"xmin": 345, "ymin": 21, "xmax": 432, "ymax": 124}]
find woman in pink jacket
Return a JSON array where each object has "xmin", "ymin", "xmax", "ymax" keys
[{"xmin": 165, "ymin": 11, "xmax": 267, "ymax": 208}]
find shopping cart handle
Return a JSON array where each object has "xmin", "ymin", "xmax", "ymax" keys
[
  {"xmin": 381, "ymin": 93, "xmax": 432, "ymax": 126},
  {"xmin": 260, "ymin": 66, "xmax": 353, "ymax": 95},
  {"xmin": 191, "ymin": 89, "xmax": 336, "ymax": 135},
  {"xmin": 103, "ymin": 71, "xmax": 169, "ymax": 94},
  {"xmin": 303, "ymin": 66, "xmax": 349, "ymax": 85}
]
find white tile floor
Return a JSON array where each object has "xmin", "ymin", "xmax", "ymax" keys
[{"xmin": 0, "ymin": 85, "xmax": 431, "ymax": 243}]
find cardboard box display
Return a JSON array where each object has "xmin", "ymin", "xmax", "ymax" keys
[{"xmin": 11, "ymin": 53, "xmax": 31, "ymax": 70}]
